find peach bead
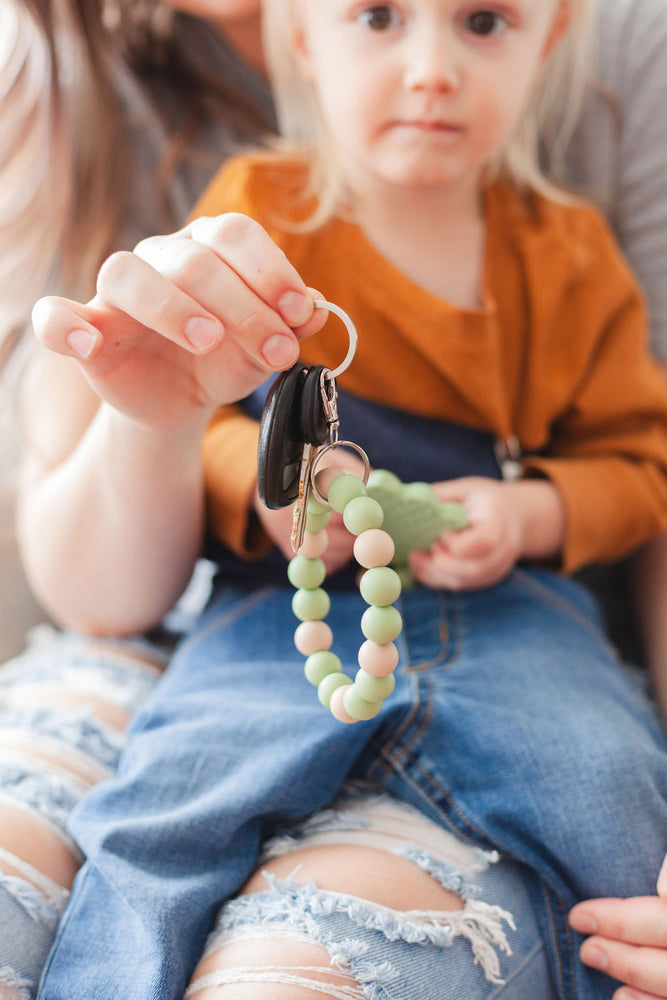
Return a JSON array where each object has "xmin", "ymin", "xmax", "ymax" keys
[
  {"xmin": 314, "ymin": 466, "xmax": 343, "ymax": 502},
  {"xmin": 354, "ymin": 529, "xmax": 395, "ymax": 569},
  {"xmin": 329, "ymin": 685, "xmax": 356, "ymax": 724},
  {"xmin": 358, "ymin": 640, "xmax": 399, "ymax": 677},
  {"xmin": 297, "ymin": 530, "xmax": 329, "ymax": 559},
  {"xmin": 294, "ymin": 620, "xmax": 334, "ymax": 656}
]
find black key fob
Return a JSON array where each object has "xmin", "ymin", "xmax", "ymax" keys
[{"xmin": 257, "ymin": 363, "xmax": 329, "ymax": 509}]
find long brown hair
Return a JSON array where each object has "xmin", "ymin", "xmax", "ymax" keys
[{"xmin": 0, "ymin": 0, "xmax": 272, "ymax": 362}]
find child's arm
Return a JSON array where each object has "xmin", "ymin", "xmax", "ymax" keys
[
  {"xmin": 409, "ymin": 477, "xmax": 565, "ymax": 591},
  {"xmin": 18, "ymin": 215, "xmax": 326, "ymax": 634}
]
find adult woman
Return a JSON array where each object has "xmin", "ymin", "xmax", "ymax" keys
[{"xmin": 2, "ymin": 0, "xmax": 667, "ymax": 997}]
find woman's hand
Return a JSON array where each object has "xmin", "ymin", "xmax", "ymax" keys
[
  {"xmin": 569, "ymin": 856, "xmax": 667, "ymax": 1000},
  {"xmin": 32, "ymin": 214, "xmax": 326, "ymax": 433},
  {"xmin": 408, "ymin": 477, "xmax": 565, "ymax": 590}
]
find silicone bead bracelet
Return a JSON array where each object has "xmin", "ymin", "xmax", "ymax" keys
[{"xmin": 289, "ymin": 469, "xmax": 402, "ymax": 724}]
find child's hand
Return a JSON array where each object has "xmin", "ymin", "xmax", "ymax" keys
[
  {"xmin": 408, "ymin": 477, "xmax": 565, "ymax": 590},
  {"xmin": 31, "ymin": 214, "xmax": 327, "ymax": 433},
  {"xmin": 254, "ymin": 451, "xmax": 367, "ymax": 574}
]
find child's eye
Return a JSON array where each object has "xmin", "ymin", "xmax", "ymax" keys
[
  {"xmin": 464, "ymin": 9, "xmax": 508, "ymax": 36},
  {"xmin": 357, "ymin": 5, "xmax": 402, "ymax": 31}
]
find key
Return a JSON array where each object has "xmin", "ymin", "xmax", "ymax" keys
[{"xmin": 290, "ymin": 442, "xmax": 316, "ymax": 553}]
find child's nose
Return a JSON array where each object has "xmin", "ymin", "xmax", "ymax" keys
[{"xmin": 404, "ymin": 32, "xmax": 461, "ymax": 92}]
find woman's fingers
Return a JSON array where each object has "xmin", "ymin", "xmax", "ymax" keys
[
  {"xmin": 97, "ymin": 250, "xmax": 228, "ymax": 355},
  {"xmin": 32, "ymin": 297, "xmax": 103, "ymax": 359},
  {"xmin": 182, "ymin": 213, "xmax": 313, "ymax": 327}
]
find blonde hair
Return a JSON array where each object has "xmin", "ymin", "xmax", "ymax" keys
[
  {"xmin": 0, "ymin": 0, "xmax": 272, "ymax": 367},
  {"xmin": 263, "ymin": 0, "xmax": 594, "ymax": 226}
]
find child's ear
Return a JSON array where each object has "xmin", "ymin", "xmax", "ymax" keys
[{"xmin": 542, "ymin": 0, "xmax": 571, "ymax": 61}]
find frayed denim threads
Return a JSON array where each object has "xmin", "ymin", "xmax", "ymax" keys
[
  {"xmin": 0, "ymin": 631, "xmax": 167, "ymax": 1000},
  {"xmin": 187, "ymin": 872, "xmax": 522, "ymax": 1000}
]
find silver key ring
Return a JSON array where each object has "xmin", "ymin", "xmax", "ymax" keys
[{"xmin": 314, "ymin": 300, "xmax": 358, "ymax": 378}]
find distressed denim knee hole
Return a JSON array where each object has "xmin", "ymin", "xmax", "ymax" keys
[{"xmin": 187, "ymin": 932, "xmax": 363, "ymax": 999}]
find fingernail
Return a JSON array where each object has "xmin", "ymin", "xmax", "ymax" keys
[
  {"xmin": 262, "ymin": 333, "xmax": 298, "ymax": 369},
  {"xmin": 66, "ymin": 328, "xmax": 99, "ymax": 359},
  {"xmin": 569, "ymin": 910, "xmax": 598, "ymax": 934},
  {"xmin": 184, "ymin": 316, "xmax": 221, "ymax": 352},
  {"xmin": 580, "ymin": 942, "xmax": 608, "ymax": 971},
  {"xmin": 278, "ymin": 290, "xmax": 308, "ymax": 326}
]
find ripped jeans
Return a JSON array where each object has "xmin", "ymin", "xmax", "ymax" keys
[
  {"xmin": 38, "ymin": 569, "xmax": 667, "ymax": 1000},
  {"xmin": 0, "ymin": 630, "xmax": 167, "ymax": 999},
  {"xmin": 187, "ymin": 789, "xmax": 555, "ymax": 999}
]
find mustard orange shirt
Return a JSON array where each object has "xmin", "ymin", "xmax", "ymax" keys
[{"xmin": 197, "ymin": 154, "xmax": 667, "ymax": 573}]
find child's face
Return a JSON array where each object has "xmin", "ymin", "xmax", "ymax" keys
[{"xmin": 296, "ymin": 0, "xmax": 567, "ymax": 196}]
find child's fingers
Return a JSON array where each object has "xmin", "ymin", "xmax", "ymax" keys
[
  {"xmin": 430, "ymin": 477, "xmax": 490, "ymax": 503},
  {"xmin": 409, "ymin": 547, "xmax": 498, "ymax": 591},
  {"xmin": 436, "ymin": 524, "xmax": 495, "ymax": 561}
]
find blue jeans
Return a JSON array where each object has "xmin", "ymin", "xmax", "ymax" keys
[{"xmin": 38, "ymin": 569, "xmax": 667, "ymax": 1000}]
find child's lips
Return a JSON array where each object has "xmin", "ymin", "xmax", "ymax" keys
[{"xmin": 390, "ymin": 119, "xmax": 464, "ymax": 133}]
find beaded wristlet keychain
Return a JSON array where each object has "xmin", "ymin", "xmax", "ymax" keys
[
  {"xmin": 257, "ymin": 301, "xmax": 466, "ymax": 724},
  {"xmin": 257, "ymin": 301, "xmax": 402, "ymax": 724}
]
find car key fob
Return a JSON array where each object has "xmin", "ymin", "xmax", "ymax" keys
[{"xmin": 257, "ymin": 362, "xmax": 329, "ymax": 509}]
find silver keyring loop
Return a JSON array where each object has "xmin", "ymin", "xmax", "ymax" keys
[
  {"xmin": 314, "ymin": 300, "xmax": 358, "ymax": 378},
  {"xmin": 310, "ymin": 441, "xmax": 371, "ymax": 505}
]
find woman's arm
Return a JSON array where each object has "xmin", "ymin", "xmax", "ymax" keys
[{"xmin": 19, "ymin": 215, "xmax": 325, "ymax": 634}]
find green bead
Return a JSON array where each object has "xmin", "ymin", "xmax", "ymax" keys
[
  {"xmin": 354, "ymin": 669, "xmax": 396, "ymax": 703},
  {"xmin": 361, "ymin": 605, "xmax": 402, "ymax": 643},
  {"xmin": 287, "ymin": 556, "xmax": 326, "ymax": 590},
  {"xmin": 307, "ymin": 492, "xmax": 330, "ymax": 515},
  {"xmin": 343, "ymin": 496, "xmax": 384, "ymax": 535},
  {"xmin": 306, "ymin": 508, "xmax": 331, "ymax": 532},
  {"xmin": 305, "ymin": 650, "xmax": 342, "ymax": 686},
  {"xmin": 317, "ymin": 671, "xmax": 352, "ymax": 707},
  {"xmin": 343, "ymin": 686, "xmax": 382, "ymax": 721},
  {"xmin": 359, "ymin": 566, "xmax": 401, "ymax": 607},
  {"xmin": 292, "ymin": 587, "xmax": 331, "ymax": 622},
  {"xmin": 327, "ymin": 473, "xmax": 367, "ymax": 513}
]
